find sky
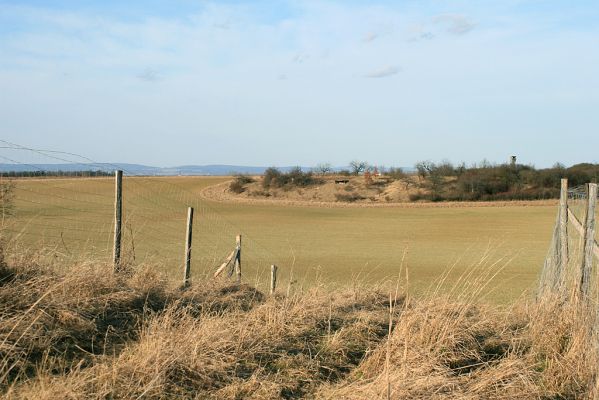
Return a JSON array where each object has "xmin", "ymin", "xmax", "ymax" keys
[{"xmin": 0, "ymin": 0, "xmax": 598, "ymax": 168}]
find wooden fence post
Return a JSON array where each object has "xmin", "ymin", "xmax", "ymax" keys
[
  {"xmin": 270, "ymin": 264, "xmax": 278, "ymax": 295},
  {"xmin": 579, "ymin": 183, "xmax": 597, "ymax": 297},
  {"xmin": 235, "ymin": 235, "xmax": 242, "ymax": 283},
  {"xmin": 557, "ymin": 178, "xmax": 569, "ymax": 288},
  {"xmin": 113, "ymin": 170, "xmax": 123, "ymax": 271},
  {"xmin": 183, "ymin": 207, "xmax": 194, "ymax": 288}
]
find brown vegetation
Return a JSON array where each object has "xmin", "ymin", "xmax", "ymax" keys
[
  {"xmin": 225, "ymin": 162, "xmax": 599, "ymax": 205},
  {"xmin": 225, "ymin": 174, "xmax": 421, "ymax": 204},
  {"xmin": 1, "ymin": 244, "xmax": 597, "ymax": 399}
]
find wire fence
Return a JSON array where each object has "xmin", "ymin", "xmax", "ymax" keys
[
  {"xmin": 0, "ymin": 141, "xmax": 296, "ymax": 290},
  {"xmin": 539, "ymin": 179, "xmax": 599, "ymax": 302}
]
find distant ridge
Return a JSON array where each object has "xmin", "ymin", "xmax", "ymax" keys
[
  {"xmin": 0, "ymin": 163, "xmax": 311, "ymax": 176},
  {"xmin": 0, "ymin": 163, "xmax": 416, "ymax": 176}
]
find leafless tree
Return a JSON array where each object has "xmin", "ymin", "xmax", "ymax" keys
[
  {"xmin": 349, "ymin": 160, "xmax": 368, "ymax": 176},
  {"xmin": 313, "ymin": 163, "xmax": 333, "ymax": 175}
]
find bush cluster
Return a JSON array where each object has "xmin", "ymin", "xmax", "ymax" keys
[
  {"xmin": 386, "ymin": 167, "xmax": 407, "ymax": 181},
  {"xmin": 229, "ymin": 174, "xmax": 254, "ymax": 194},
  {"xmin": 334, "ymin": 193, "xmax": 366, "ymax": 202},
  {"xmin": 412, "ymin": 161, "xmax": 599, "ymax": 202},
  {"xmin": 262, "ymin": 167, "xmax": 321, "ymax": 189}
]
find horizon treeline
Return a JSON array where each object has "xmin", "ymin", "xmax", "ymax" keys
[
  {"xmin": 0, "ymin": 170, "xmax": 113, "ymax": 178},
  {"xmin": 407, "ymin": 160, "xmax": 599, "ymax": 201},
  {"xmin": 259, "ymin": 161, "xmax": 599, "ymax": 202}
]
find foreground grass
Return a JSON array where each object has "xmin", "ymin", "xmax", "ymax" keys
[
  {"xmin": 7, "ymin": 176, "xmax": 556, "ymax": 303},
  {"xmin": 1, "ymin": 249, "xmax": 597, "ymax": 399}
]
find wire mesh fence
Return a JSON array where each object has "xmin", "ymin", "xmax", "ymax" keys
[
  {"xmin": 0, "ymin": 141, "xmax": 296, "ymax": 291},
  {"xmin": 539, "ymin": 180, "xmax": 599, "ymax": 306}
]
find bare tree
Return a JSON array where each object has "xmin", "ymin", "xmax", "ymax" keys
[
  {"xmin": 349, "ymin": 160, "xmax": 368, "ymax": 176},
  {"xmin": 313, "ymin": 163, "xmax": 333, "ymax": 175},
  {"xmin": 415, "ymin": 161, "xmax": 434, "ymax": 182}
]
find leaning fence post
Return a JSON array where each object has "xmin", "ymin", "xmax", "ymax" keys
[
  {"xmin": 270, "ymin": 264, "xmax": 278, "ymax": 295},
  {"xmin": 579, "ymin": 183, "xmax": 597, "ymax": 297},
  {"xmin": 235, "ymin": 235, "xmax": 242, "ymax": 283},
  {"xmin": 182, "ymin": 207, "xmax": 194, "ymax": 288},
  {"xmin": 113, "ymin": 170, "xmax": 123, "ymax": 271},
  {"xmin": 557, "ymin": 178, "xmax": 569, "ymax": 288}
]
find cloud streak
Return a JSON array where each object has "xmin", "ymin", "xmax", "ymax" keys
[
  {"xmin": 365, "ymin": 65, "xmax": 399, "ymax": 78},
  {"xmin": 363, "ymin": 32, "xmax": 378, "ymax": 42},
  {"xmin": 136, "ymin": 68, "xmax": 162, "ymax": 82},
  {"xmin": 434, "ymin": 14, "xmax": 475, "ymax": 35}
]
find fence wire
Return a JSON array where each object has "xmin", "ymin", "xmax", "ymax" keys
[
  {"xmin": 0, "ymin": 142, "xmax": 297, "ymax": 291},
  {"xmin": 539, "ymin": 182, "xmax": 599, "ymax": 320}
]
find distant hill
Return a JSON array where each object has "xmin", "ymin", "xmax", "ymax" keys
[
  {"xmin": 0, "ymin": 163, "xmax": 415, "ymax": 176},
  {"xmin": 0, "ymin": 163, "xmax": 311, "ymax": 176}
]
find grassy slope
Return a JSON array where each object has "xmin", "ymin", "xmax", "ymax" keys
[
  {"xmin": 1, "ymin": 258, "xmax": 596, "ymax": 399},
  {"xmin": 5, "ymin": 176, "xmax": 556, "ymax": 303}
]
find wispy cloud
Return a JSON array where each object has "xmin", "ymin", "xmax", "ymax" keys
[
  {"xmin": 365, "ymin": 65, "xmax": 399, "ymax": 78},
  {"xmin": 408, "ymin": 28, "xmax": 435, "ymax": 42},
  {"xmin": 292, "ymin": 53, "xmax": 309, "ymax": 63},
  {"xmin": 363, "ymin": 31, "xmax": 378, "ymax": 43},
  {"xmin": 434, "ymin": 14, "xmax": 475, "ymax": 35},
  {"xmin": 137, "ymin": 68, "xmax": 162, "ymax": 82}
]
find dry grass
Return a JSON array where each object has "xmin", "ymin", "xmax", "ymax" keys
[{"xmin": 1, "ymin": 245, "xmax": 597, "ymax": 399}]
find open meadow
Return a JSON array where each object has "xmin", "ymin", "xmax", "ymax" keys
[{"xmin": 3, "ymin": 175, "xmax": 560, "ymax": 303}]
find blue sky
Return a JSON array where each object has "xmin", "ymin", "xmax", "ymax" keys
[{"xmin": 0, "ymin": 1, "xmax": 598, "ymax": 167}]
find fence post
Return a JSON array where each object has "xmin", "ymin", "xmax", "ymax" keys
[
  {"xmin": 183, "ymin": 207, "xmax": 194, "ymax": 288},
  {"xmin": 579, "ymin": 183, "xmax": 597, "ymax": 297},
  {"xmin": 113, "ymin": 170, "xmax": 123, "ymax": 271},
  {"xmin": 235, "ymin": 235, "xmax": 242, "ymax": 283},
  {"xmin": 557, "ymin": 178, "xmax": 569, "ymax": 288},
  {"xmin": 270, "ymin": 264, "xmax": 278, "ymax": 295}
]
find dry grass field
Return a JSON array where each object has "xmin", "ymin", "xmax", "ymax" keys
[
  {"xmin": 3, "ymin": 176, "xmax": 557, "ymax": 303},
  {"xmin": 1, "ymin": 253, "xmax": 597, "ymax": 399}
]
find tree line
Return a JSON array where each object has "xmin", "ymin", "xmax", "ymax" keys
[
  {"xmin": 410, "ymin": 161, "xmax": 599, "ymax": 201},
  {"xmin": 0, "ymin": 170, "xmax": 112, "ymax": 178}
]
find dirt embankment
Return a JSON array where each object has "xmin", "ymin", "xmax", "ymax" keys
[{"xmin": 200, "ymin": 177, "xmax": 558, "ymax": 209}]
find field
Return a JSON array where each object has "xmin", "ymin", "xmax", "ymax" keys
[
  {"xmin": 3, "ymin": 176, "xmax": 558, "ymax": 303},
  {"xmin": 3, "ymin": 175, "xmax": 599, "ymax": 399}
]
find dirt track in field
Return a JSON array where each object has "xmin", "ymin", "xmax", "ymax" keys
[{"xmin": 199, "ymin": 180, "xmax": 558, "ymax": 209}]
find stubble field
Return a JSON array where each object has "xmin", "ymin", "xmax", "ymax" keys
[{"xmin": 4, "ymin": 175, "xmax": 557, "ymax": 303}]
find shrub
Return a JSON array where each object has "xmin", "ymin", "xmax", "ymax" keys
[
  {"xmin": 409, "ymin": 192, "xmax": 425, "ymax": 202},
  {"xmin": 286, "ymin": 167, "xmax": 318, "ymax": 187},
  {"xmin": 335, "ymin": 193, "xmax": 366, "ymax": 202},
  {"xmin": 387, "ymin": 167, "xmax": 407, "ymax": 181},
  {"xmin": 234, "ymin": 174, "xmax": 254, "ymax": 185},
  {"xmin": 262, "ymin": 167, "xmax": 320, "ymax": 189},
  {"xmin": 251, "ymin": 190, "xmax": 271, "ymax": 197},
  {"xmin": 229, "ymin": 175, "xmax": 254, "ymax": 194},
  {"xmin": 263, "ymin": 167, "xmax": 282, "ymax": 189}
]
